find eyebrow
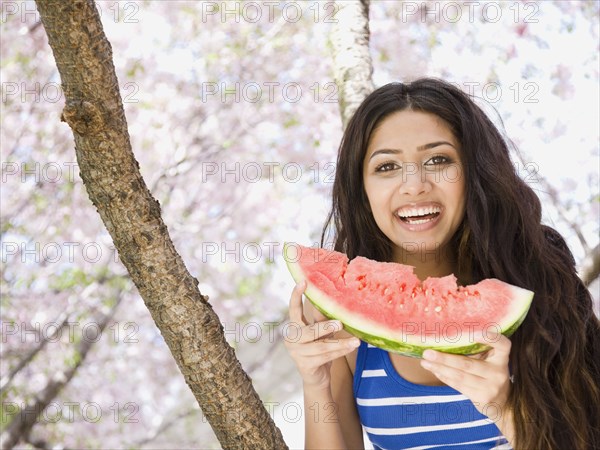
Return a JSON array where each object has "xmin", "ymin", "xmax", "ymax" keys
[{"xmin": 368, "ymin": 141, "xmax": 456, "ymax": 161}]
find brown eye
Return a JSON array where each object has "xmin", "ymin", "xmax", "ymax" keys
[
  {"xmin": 424, "ymin": 155, "xmax": 450, "ymax": 166},
  {"xmin": 375, "ymin": 162, "xmax": 401, "ymax": 172}
]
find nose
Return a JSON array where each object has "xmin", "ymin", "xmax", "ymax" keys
[{"xmin": 399, "ymin": 163, "xmax": 432, "ymax": 196}]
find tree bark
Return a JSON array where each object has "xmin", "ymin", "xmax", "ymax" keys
[
  {"xmin": 33, "ymin": 1, "xmax": 287, "ymax": 448},
  {"xmin": 330, "ymin": 0, "xmax": 375, "ymax": 130}
]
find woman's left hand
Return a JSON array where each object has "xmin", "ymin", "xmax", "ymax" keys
[{"xmin": 420, "ymin": 330, "xmax": 512, "ymax": 420}]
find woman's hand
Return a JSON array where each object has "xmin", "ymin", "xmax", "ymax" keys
[
  {"xmin": 284, "ymin": 280, "xmax": 361, "ymax": 391},
  {"xmin": 419, "ymin": 330, "xmax": 513, "ymax": 421}
]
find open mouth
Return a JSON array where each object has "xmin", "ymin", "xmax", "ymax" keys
[{"xmin": 397, "ymin": 206, "xmax": 442, "ymax": 225}]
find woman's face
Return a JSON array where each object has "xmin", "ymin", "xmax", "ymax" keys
[{"xmin": 362, "ymin": 110, "xmax": 466, "ymax": 263}]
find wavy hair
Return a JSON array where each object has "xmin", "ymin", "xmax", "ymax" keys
[{"xmin": 321, "ymin": 78, "xmax": 600, "ymax": 449}]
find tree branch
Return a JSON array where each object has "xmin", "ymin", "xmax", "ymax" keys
[
  {"xmin": 0, "ymin": 311, "xmax": 70, "ymax": 396},
  {"xmin": 511, "ymin": 145, "xmax": 591, "ymax": 254},
  {"xmin": 0, "ymin": 292, "xmax": 122, "ymax": 449},
  {"xmin": 581, "ymin": 244, "xmax": 600, "ymax": 288}
]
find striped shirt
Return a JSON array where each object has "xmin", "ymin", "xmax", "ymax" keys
[{"xmin": 353, "ymin": 341, "xmax": 511, "ymax": 450}]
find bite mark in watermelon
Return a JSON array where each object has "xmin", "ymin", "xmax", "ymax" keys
[{"xmin": 283, "ymin": 243, "xmax": 534, "ymax": 358}]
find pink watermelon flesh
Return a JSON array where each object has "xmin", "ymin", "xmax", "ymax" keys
[{"xmin": 284, "ymin": 243, "xmax": 534, "ymax": 357}]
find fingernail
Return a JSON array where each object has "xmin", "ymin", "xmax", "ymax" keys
[{"xmin": 348, "ymin": 339, "xmax": 360, "ymax": 348}]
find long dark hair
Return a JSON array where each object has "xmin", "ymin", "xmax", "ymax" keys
[{"xmin": 321, "ymin": 78, "xmax": 600, "ymax": 449}]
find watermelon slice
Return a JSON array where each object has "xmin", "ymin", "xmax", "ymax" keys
[{"xmin": 283, "ymin": 243, "xmax": 534, "ymax": 358}]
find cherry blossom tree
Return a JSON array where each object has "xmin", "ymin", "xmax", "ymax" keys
[{"xmin": 1, "ymin": 1, "xmax": 597, "ymax": 448}]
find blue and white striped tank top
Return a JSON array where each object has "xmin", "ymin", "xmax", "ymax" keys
[{"xmin": 353, "ymin": 341, "xmax": 512, "ymax": 450}]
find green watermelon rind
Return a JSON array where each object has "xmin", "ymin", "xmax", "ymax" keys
[
  {"xmin": 284, "ymin": 243, "xmax": 534, "ymax": 359},
  {"xmin": 307, "ymin": 298, "xmax": 489, "ymax": 358},
  {"xmin": 307, "ymin": 293, "xmax": 530, "ymax": 358}
]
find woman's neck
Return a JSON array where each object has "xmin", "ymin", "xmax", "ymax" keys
[{"xmin": 393, "ymin": 245, "xmax": 462, "ymax": 283}]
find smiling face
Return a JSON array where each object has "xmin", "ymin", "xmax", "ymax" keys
[{"xmin": 363, "ymin": 110, "xmax": 466, "ymax": 265}]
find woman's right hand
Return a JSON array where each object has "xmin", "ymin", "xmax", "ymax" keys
[{"xmin": 284, "ymin": 280, "xmax": 361, "ymax": 391}]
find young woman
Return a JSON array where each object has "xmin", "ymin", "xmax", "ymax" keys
[{"xmin": 285, "ymin": 78, "xmax": 600, "ymax": 450}]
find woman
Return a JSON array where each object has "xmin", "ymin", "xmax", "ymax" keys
[{"xmin": 285, "ymin": 78, "xmax": 600, "ymax": 449}]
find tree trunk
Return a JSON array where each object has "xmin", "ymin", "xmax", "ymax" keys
[
  {"xmin": 33, "ymin": 1, "xmax": 287, "ymax": 448},
  {"xmin": 330, "ymin": 0, "xmax": 375, "ymax": 130}
]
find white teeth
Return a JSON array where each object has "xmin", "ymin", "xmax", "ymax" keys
[
  {"xmin": 397, "ymin": 206, "xmax": 441, "ymax": 218},
  {"xmin": 405, "ymin": 217, "xmax": 434, "ymax": 224}
]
